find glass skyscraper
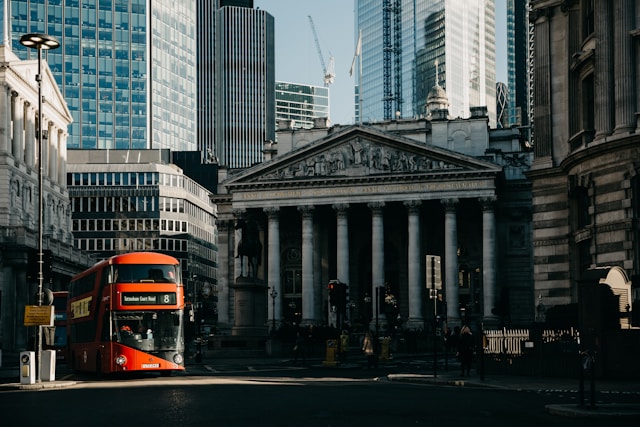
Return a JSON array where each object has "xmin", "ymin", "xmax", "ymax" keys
[
  {"xmin": 198, "ymin": 1, "xmax": 275, "ymax": 168},
  {"xmin": 275, "ymin": 81, "xmax": 329, "ymax": 130},
  {"xmin": 355, "ymin": 0, "xmax": 496, "ymax": 126},
  {"xmin": 506, "ymin": 0, "xmax": 531, "ymax": 132},
  {"xmin": 10, "ymin": 0, "xmax": 197, "ymax": 151}
]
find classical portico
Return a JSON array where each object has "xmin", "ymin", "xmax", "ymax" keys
[{"xmin": 214, "ymin": 123, "xmax": 512, "ymax": 333}]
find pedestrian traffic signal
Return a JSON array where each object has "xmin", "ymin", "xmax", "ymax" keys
[
  {"xmin": 328, "ymin": 281, "xmax": 348, "ymax": 313},
  {"xmin": 328, "ymin": 281, "xmax": 337, "ymax": 306}
]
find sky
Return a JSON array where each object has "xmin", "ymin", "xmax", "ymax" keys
[{"xmin": 254, "ymin": 0, "xmax": 507, "ymax": 127}]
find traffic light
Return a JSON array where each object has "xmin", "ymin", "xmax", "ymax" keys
[{"xmin": 328, "ymin": 281, "xmax": 337, "ymax": 306}]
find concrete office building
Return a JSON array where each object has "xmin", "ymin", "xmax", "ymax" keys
[
  {"xmin": 66, "ymin": 149, "xmax": 219, "ymax": 329},
  {"xmin": 198, "ymin": 0, "xmax": 275, "ymax": 168}
]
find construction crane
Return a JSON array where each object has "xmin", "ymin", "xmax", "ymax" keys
[{"xmin": 308, "ymin": 15, "xmax": 335, "ymax": 86}]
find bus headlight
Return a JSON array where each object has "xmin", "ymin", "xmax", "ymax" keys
[
  {"xmin": 115, "ymin": 355, "xmax": 127, "ymax": 366},
  {"xmin": 173, "ymin": 353, "xmax": 183, "ymax": 365}
]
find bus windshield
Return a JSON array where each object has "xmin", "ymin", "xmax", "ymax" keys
[
  {"xmin": 114, "ymin": 311, "xmax": 184, "ymax": 352},
  {"xmin": 112, "ymin": 264, "xmax": 180, "ymax": 283}
]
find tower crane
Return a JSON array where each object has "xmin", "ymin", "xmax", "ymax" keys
[{"xmin": 308, "ymin": 15, "xmax": 335, "ymax": 86}]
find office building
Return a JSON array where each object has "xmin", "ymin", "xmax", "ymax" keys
[
  {"xmin": 355, "ymin": 0, "xmax": 496, "ymax": 126},
  {"xmin": 11, "ymin": 0, "xmax": 198, "ymax": 151},
  {"xmin": 67, "ymin": 149, "xmax": 219, "ymax": 329},
  {"xmin": 505, "ymin": 0, "xmax": 531, "ymax": 133},
  {"xmin": 276, "ymin": 81, "xmax": 329, "ymax": 130},
  {"xmin": 198, "ymin": 0, "xmax": 275, "ymax": 168}
]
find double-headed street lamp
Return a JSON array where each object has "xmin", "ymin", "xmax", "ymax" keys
[{"xmin": 20, "ymin": 33, "xmax": 60, "ymax": 383}]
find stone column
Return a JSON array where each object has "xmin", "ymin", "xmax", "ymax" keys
[
  {"xmin": 480, "ymin": 197, "xmax": 498, "ymax": 326},
  {"xmin": 405, "ymin": 200, "xmax": 423, "ymax": 328},
  {"xmin": 0, "ymin": 84, "xmax": 10, "ymax": 154},
  {"xmin": 299, "ymin": 205, "xmax": 315, "ymax": 325},
  {"xmin": 368, "ymin": 201, "xmax": 385, "ymax": 329},
  {"xmin": 11, "ymin": 92, "xmax": 24, "ymax": 161},
  {"xmin": 58, "ymin": 132, "xmax": 68, "ymax": 189},
  {"xmin": 333, "ymin": 203, "xmax": 350, "ymax": 285},
  {"xmin": 442, "ymin": 198, "xmax": 460, "ymax": 327},
  {"xmin": 532, "ymin": 10, "xmax": 552, "ymax": 164},
  {"xmin": 594, "ymin": 0, "xmax": 613, "ymax": 139},
  {"xmin": 264, "ymin": 207, "xmax": 281, "ymax": 330},
  {"xmin": 24, "ymin": 103, "xmax": 35, "ymax": 168},
  {"xmin": 613, "ymin": 0, "xmax": 635, "ymax": 134},
  {"xmin": 49, "ymin": 124, "xmax": 58, "ymax": 183}
]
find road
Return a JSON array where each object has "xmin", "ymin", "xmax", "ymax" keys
[{"xmin": 1, "ymin": 360, "xmax": 637, "ymax": 426}]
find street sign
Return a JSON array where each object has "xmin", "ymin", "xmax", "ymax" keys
[
  {"xmin": 23, "ymin": 305, "xmax": 54, "ymax": 326},
  {"xmin": 425, "ymin": 255, "xmax": 442, "ymax": 289}
]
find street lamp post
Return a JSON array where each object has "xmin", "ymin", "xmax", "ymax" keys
[
  {"xmin": 20, "ymin": 33, "xmax": 60, "ymax": 383},
  {"xmin": 269, "ymin": 288, "xmax": 278, "ymax": 334}
]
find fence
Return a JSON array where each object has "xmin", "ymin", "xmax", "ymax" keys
[{"xmin": 482, "ymin": 328, "xmax": 580, "ymax": 377}]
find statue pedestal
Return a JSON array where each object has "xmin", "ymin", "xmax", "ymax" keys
[{"xmin": 231, "ymin": 276, "xmax": 268, "ymax": 337}]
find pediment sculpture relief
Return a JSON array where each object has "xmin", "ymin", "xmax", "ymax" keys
[{"xmin": 259, "ymin": 139, "xmax": 459, "ymax": 181}]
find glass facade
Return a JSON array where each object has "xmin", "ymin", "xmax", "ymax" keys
[
  {"xmin": 11, "ymin": 0, "xmax": 197, "ymax": 151},
  {"xmin": 275, "ymin": 81, "xmax": 329, "ymax": 130},
  {"xmin": 506, "ymin": 0, "xmax": 530, "ymax": 130},
  {"xmin": 355, "ymin": 0, "xmax": 497, "ymax": 126}
]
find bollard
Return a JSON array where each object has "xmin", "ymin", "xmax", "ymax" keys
[
  {"xmin": 380, "ymin": 337, "xmax": 390, "ymax": 361},
  {"xmin": 41, "ymin": 349, "xmax": 56, "ymax": 382},
  {"xmin": 578, "ymin": 351, "xmax": 596, "ymax": 409},
  {"xmin": 20, "ymin": 351, "xmax": 36, "ymax": 385},
  {"xmin": 195, "ymin": 339, "xmax": 202, "ymax": 363}
]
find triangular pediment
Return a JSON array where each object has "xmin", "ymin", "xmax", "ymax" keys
[
  {"xmin": 224, "ymin": 125, "xmax": 501, "ymax": 189},
  {"xmin": 9, "ymin": 58, "xmax": 72, "ymax": 124}
]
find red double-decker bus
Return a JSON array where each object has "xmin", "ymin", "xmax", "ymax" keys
[{"xmin": 67, "ymin": 252, "xmax": 185, "ymax": 376}]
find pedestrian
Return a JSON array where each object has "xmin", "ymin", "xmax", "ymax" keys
[
  {"xmin": 293, "ymin": 331, "xmax": 306, "ymax": 364},
  {"xmin": 456, "ymin": 325, "xmax": 474, "ymax": 376},
  {"xmin": 362, "ymin": 330, "xmax": 378, "ymax": 368}
]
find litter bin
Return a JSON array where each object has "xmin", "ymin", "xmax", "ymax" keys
[
  {"xmin": 323, "ymin": 339, "xmax": 338, "ymax": 366},
  {"xmin": 20, "ymin": 351, "xmax": 35, "ymax": 385}
]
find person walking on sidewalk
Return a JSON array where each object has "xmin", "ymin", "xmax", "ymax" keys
[
  {"xmin": 456, "ymin": 325, "xmax": 474, "ymax": 376},
  {"xmin": 362, "ymin": 331, "xmax": 378, "ymax": 369}
]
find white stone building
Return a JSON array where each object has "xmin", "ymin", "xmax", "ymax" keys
[
  {"xmin": 214, "ymin": 100, "xmax": 533, "ymax": 334},
  {"xmin": 0, "ymin": 34, "xmax": 90, "ymax": 355}
]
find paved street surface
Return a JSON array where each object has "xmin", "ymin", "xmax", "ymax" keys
[{"xmin": 1, "ymin": 352, "xmax": 638, "ymax": 426}]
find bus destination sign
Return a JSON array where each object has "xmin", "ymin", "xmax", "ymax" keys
[{"xmin": 122, "ymin": 292, "xmax": 177, "ymax": 306}]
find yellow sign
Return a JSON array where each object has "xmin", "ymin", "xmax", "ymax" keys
[
  {"xmin": 70, "ymin": 296, "xmax": 92, "ymax": 319},
  {"xmin": 23, "ymin": 305, "xmax": 54, "ymax": 326}
]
